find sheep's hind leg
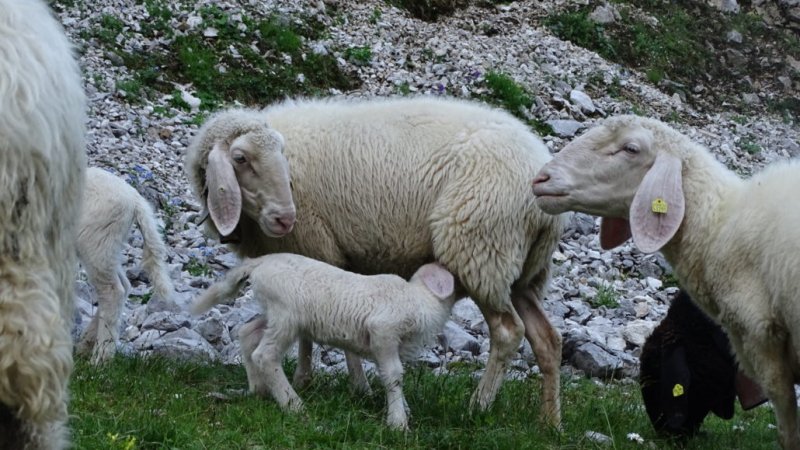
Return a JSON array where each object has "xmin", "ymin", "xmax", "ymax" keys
[
  {"xmin": 374, "ymin": 348, "xmax": 408, "ymax": 430},
  {"xmin": 89, "ymin": 270, "xmax": 126, "ymax": 364},
  {"xmin": 292, "ymin": 338, "xmax": 313, "ymax": 389},
  {"xmin": 345, "ymin": 351, "xmax": 372, "ymax": 395},
  {"xmin": 512, "ymin": 279, "xmax": 562, "ymax": 428},
  {"xmin": 253, "ymin": 329, "xmax": 303, "ymax": 413},
  {"xmin": 470, "ymin": 306, "xmax": 525, "ymax": 411},
  {"xmin": 750, "ymin": 350, "xmax": 799, "ymax": 449}
]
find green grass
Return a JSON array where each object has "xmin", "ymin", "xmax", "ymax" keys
[
  {"xmin": 70, "ymin": 354, "xmax": 779, "ymax": 449},
  {"xmin": 81, "ymin": 0, "xmax": 358, "ymax": 112},
  {"xmin": 545, "ymin": 1, "xmax": 800, "ymax": 116},
  {"xmin": 482, "ymin": 71, "xmax": 553, "ymax": 136},
  {"xmin": 590, "ymin": 283, "xmax": 620, "ymax": 309}
]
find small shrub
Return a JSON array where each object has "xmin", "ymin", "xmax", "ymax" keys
[
  {"xmin": 738, "ymin": 138, "xmax": 761, "ymax": 155},
  {"xmin": 484, "ymin": 71, "xmax": 532, "ymax": 114},
  {"xmin": 590, "ymin": 284, "xmax": 620, "ymax": 308},
  {"xmin": 344, "ymin": 46, "xmax": 373, "ymax": 65},
  {"xmin": 185, "ymin": 257, "xmax": 212, "ymax": 277}
]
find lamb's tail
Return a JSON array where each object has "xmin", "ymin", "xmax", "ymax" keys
[
  {"xmin": 132, "ymin": 197, "xmax": 175, "ymax": 302},
  {"xmin": 190, "ymin": 258, "xmax": 262, "ymax": 315}
]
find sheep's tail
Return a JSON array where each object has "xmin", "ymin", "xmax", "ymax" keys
[
  {"xmin": 190, "ymin": 258, "xmax": 261, "ymax": 315},
  {"xmin": 132, "ymin": 196, "xmax": 175, "ymax": 302}
]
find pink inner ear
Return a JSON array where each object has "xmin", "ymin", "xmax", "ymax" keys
[
  {"xmin": 600, "ymin": 217, "xmax": 632, "ymax": 249},
  {"xmin": 630, "ymin": 153, "xmax": 685, "ymax": 253},
  {"xmin": 206, "ymin": 143, "xmax": 242, "ymax": 236},
  {"xmin": 419, "ymin": 263, "xmax": 455, "ymax": 299}
]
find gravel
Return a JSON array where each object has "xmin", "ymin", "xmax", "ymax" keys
[{"xmin": 56, "ymin": 0, "xmax": 799, "ymax": 382}]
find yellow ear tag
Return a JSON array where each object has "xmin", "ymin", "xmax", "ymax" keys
[
  {"xmin": 651, "ymin": 198, "xmax": 668, "ymax": 214},
  {"xmin": 672, "ymin": 383, "xmax": 684, "ymax": 397}
]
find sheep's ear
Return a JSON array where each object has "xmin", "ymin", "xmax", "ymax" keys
[
  {"xmin": 599, "ymin": 217, "xmax": 632, "ymax": 250},
  {"xmin": 418, "ymin": 263, "xmax": 455, "ymax": 299},
  {"xmin": 630, "ymin": 153, "xmax": 684, "ymax": 253},
  {"xmin": 735, "ymin": 371, "xmax": 768, "ymax": 411},
  {"xmin": 206, "ymin": 142, "xmax": 242, "ymax": 236}
]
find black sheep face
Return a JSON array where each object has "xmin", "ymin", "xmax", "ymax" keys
[{"xmin": 639, "ymin": 290, "xmax": 738, "ymax": 438}]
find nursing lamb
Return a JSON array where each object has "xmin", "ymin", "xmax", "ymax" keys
[
  {"xmin": 185, "ymin": 97, "xmax": 566, "ymax": 424},
  {"xmin": 532, "ymin": 115, "xmax": 800, "ymax": 448},
  {"xmin": 0, "ymin": 0, "xmax": 87, "ymax": 447},
  {"xmin": 192, "ymin": 254, "xmax": 457, "ymax": 430},
  {"xmin": 76, "ymin": 167, "xmax": 175, "ymax": 364}
]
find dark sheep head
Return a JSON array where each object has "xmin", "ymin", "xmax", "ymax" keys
[{"xmin": 639, "ymin": 289, "xmax": 766, "ymax": 438}]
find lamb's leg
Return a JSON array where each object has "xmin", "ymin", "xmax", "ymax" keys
[
  {"xmin": 239, "ymin": 316, "xmax": 270, "ymax": 396},
  {"xmin": 374, "ymin": 348, "xmax": 408, "ymax": 430},
  {"xmin": 512, "ymin": 279, "xmax": 562, "ymax": 428},
  {"xmin": 252, "ymin": 328, "xmax": 303, "ymax": 413},
  {"xmin": 89, "ymin": 269, "xmax": 126, "ymax": 365},
  {"xmin": 470, "ymin": 306, "xmax": 525, "ymax": 411},
  {"xmin": 345, "ymin": 351, "xmax": 372, "ymax": 395},
  {"xmin": 292, "ymin": 338, "xmax": 313, "ymax": 389}
]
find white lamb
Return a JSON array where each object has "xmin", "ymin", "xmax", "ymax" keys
[
  {"xmin": 185, "ymin": 97, "xmax": 566, "ymax": 425},
  {"xmin": 191, "ymin": 254, "xmax": 457, "ymax": 430},
  {"xmin": 76, "ymin": 167, "xmax": 175, "ymax": 364},
  {"xmin": 0, "ymin": 0, "xmax": 87, "ymax": 447},
  {"xmin": 532, "ymin": 115, "xmax": 800, "ymax": 449}
]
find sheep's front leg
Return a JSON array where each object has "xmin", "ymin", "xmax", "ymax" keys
[
  {"xmin": 252, "ymin": 330, "xmax": 304, "ymax": 413},
  {"xmin": 512, "ymin": 281, "xmax": 562, "ymax": 428},
  {"xmin": 374, "ymin": 348, "xmax": 408, "ymax": 430},
  {"xmin": 470, "ymin": 306, "xmax": 525, "ymax": 411}
]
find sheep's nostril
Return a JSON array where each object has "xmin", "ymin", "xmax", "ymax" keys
[
  {"xmin": 275, "ymin": 212, "xmax": 296, "ymax": 232},
  {"xmin": 532, "ymin": 173, "xmax": 550, "ymax": 186}
]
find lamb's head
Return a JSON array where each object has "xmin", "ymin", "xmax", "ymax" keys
[
  {"xmin": 188, "ymin": 109, "xmax": 296, "ymax": 239},
  {"xmin": 532, "ymin": 115, "xmax": 685, "ymax": 254}
]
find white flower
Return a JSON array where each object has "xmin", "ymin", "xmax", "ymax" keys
[{"xmin": 627, "ymin": 432, "xmax": 645, "ymax": 444}]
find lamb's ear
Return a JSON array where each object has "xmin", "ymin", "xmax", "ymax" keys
[
  {"xmin": 630, "ymin": 153, "xmax": 684, "ymax": 254},
  {"xmin": 206, "ymin": 142, "xmax": 242, "ymax": 236},
  {"xmin": 418, "ymin": 263, "xmax": 455, "ymax": 299},
  {"xmin": 599, "ymin": 217, "xmax": 632, "ymax": 250}
]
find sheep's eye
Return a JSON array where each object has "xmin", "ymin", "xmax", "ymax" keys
[
  {"xmin": 622, "ymin": 143, "xmax": 640, "ymax": 154},
  {"xmin": 289, "ymin": 180, "xmax": 294, "ymax": 191},
  {"xmin": 231, "ymin": 152, "xmax": 247, "ymax": 164}
]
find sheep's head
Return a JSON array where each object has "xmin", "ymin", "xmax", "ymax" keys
[
  {"xmin": 191, "ymin": 110, "xmax": 296, "ymax": 239},
  {"xmin": 532, "ymin": 115, "xmax": 685, "ymax": 254}
]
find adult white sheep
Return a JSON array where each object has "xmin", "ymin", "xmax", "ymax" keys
[
  {"xmin": 192, "ymin": 254, "xmax": 458, "ymax": 429},
  {"xmin": 185, "ymin": 97, "xmax": 566, "ymax": 425},
  {"xmin": 0, "ymin": 0, "xmax": 87, "ymax": 447},
  {"xmin": 76, "ymin": 167, "xmax": 176, "ymax": 365},
  {"xmin": 532, "ymin": 114, "xmax": 800, "ymax": 449}
]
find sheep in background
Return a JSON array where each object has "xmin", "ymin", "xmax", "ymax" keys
[
  {"xmin": 640, "ymin": 289, "xmax": 766, "ymax": 438},
  {"xmin": 185, "ymin": 97, "xmax": 566, "ymax": 425},
  {"xmin": 76, "ymin": 167, "xmax": 175, "ymax": 364},
  {"xmin": 192, "ymin": 254, "xmax": 458, "ymax": 430},
  {"xmin": 532, "ymin": 114, "xmax": 800, "ymax": 448},
  {"xmin": 0, "ymin": 0, "xmax": 87, "ymax": 447}
]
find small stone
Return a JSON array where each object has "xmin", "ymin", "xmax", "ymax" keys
[{"xmin": 547, "ymin": 119, "xmax": 584, "ymax": 138}]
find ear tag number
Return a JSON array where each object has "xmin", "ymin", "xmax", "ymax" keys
[
  {"xmin": 651, "ymin": 198, "xmax": 668, "ymax": 214},
  {"xmin": 672, "ymin": 383, "xmax": 684, "ymax": 397}
]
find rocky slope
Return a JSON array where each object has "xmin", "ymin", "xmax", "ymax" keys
[{"xmin": 53, "ymin": 0, "xmax": 800, "ymax": 382}]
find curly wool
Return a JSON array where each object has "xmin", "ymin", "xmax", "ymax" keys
[{"xmin": 0, "ymin": 0, "xmax": 87, "ymax": 448}]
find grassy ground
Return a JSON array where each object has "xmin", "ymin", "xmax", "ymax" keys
[{"xmin": 70, "ymin": 355, "xmax": 778, "ymax": 449}]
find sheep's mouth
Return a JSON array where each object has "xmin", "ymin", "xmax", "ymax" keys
[{"xmin": 533, "ymin": 192, "xmax": 571, "ymax": 214}]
